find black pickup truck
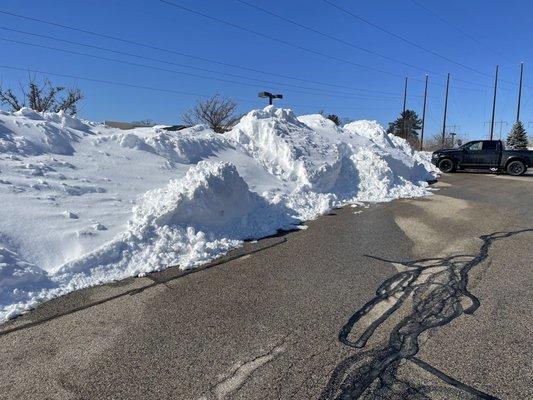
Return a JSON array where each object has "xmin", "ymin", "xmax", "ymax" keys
[{"xmin": 431, "ymin": 140, "xmax": 533, "ymax": 176}]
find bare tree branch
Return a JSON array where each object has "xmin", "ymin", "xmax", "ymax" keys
[
  {"xmin": 0, "ymin": 87, "xmax": 24, "ymax": 111},
  {"xmin": 0, "ymin": 76, "xmax": 83, "ymax": 115},
  {"xmin": 182, "ymin": 95, "xmax": 240, "ymax": 133},
  {"xmin": 55, "ymin": 88, "xmax": 84, "ymax": 115}
]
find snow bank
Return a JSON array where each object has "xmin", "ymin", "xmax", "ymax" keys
[
  {"xmin": 0, "ymin": 248, "xmax": 57, "ymax": 320},
  {"xmin": 0, "ymin": 108, "xmax": 89, "ymax": 156},
  {"xmin": 0, "ymin": 106, "xmax": 436, "ymax": 321},
  {"xmin": 56, "ymin": 161, "xmax": 297, "ymax": 279},
  {"xmin": 344, "ymin": 120, "xmax": 439, "ymax": 175},
  {"xmin": 227, "ymin": 107, "xmax": 337, "ymax": 187},
  {"xmin": 107, "ymin": 125, "xmax": 231, "ymax": 164}
]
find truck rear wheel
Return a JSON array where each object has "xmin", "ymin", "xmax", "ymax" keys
[
  {"xmin": 438, "ymin": 158, "xmax": 455, "ymax": 173},
  {"xmin": 506, "ymin": 160, "xmax": 526, "ymax": 176}
]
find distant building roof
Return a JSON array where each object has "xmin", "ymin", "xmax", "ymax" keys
[
  {"xmin": 104, "ymin": 121, "xmax": 155, "ymax": 130},
  {"xmin": 162, "ymin": 125, "xmax": 189, "ymax": 131}
]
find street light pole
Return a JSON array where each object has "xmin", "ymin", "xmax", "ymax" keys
[
  {"xmin": 447, "ymin": 124, "xmax": 460, "ymax": 147},
  {"xmin": 258, "ymin": 91, "xmax": 283, "ymax": 105},
  {"xmin": 449, "ymin": 132, "xmax": 457, "ymax": 147}
]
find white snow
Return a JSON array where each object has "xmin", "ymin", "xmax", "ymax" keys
[{"xmin": 0, "ymin": 106, "xmax": 437, "ymax": 321}]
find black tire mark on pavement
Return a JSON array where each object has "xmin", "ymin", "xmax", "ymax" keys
[{"xmin": 320, "ymin": 229, "xmax": 533, "ymax": 400}]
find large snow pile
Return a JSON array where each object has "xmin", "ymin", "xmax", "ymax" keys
[{"xmin": 0, "ymin": 106, "xmax": 436, "ymax": 321}]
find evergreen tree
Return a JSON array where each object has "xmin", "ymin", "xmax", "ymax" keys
[
  {"xmin": 506, "ymin": 121, "xmax": 529, "ymax": 149},
  {"xmin": 326, "ymin": 114, "xmax": 341, "ymax": 126},
  {"xmin": 386, "ymin": 109, "xmax": 422, "ymax": 141}
]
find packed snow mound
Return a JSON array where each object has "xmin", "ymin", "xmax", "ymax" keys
[
  {"xmin": 0, "ymin": 247, "xmax": 58, "ymax": 320},
  {"xmin": 297, "ymin": 114, "xmax": 343, "ymax": 132},
  {"xmin": 294, "ymin": 113, "xmax": 433, "ymax": 200},
  {"xmin": 129, "ymin": 161, "xmax": 297, "ymax": 239},
  {"xmin": 55, "ymin": 161, "xmax": 297, "ymax": 278},
  {"xmin": 344, "ymin": 119, "xmax": 436, "ymax": 180},
  {"xmin": 0, "ymin": 108, "xmax": 89, "ymax": 155},
  {"xmin": 227, "ymin": 107, "xmax": 365, "ymax": 204},
  {"xmin": 0, "ymin": 248, "xmax": 53, "ymax": 301},
  {"xmin": 102, "ymin": 125, "xmax": 232, "ymax": 164},
  {"xmin": 344, "ymin": 120, "xmax": 393, "ymax": 147},
  {"xmin": 413, "ymin": 151, "xmax": 440, "ymax": 174},
  {"xmin": 0, "ymin": 106, "xmax": 437, "ymax": 322},
  {"xmin": 227, "ymin": 106, "xmax": 344, "ymax": 188}
]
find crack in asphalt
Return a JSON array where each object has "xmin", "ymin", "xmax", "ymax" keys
[{"xmin": 319, "ymin": 229, "xmax": 533, "ymax": 400}]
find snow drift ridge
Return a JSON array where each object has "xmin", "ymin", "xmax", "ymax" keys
[{"xmin": 0, "ymin": 106, "xmax": 437, "ymax": 321}]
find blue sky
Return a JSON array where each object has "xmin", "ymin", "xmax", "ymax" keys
[{"xmin": 0, "ymin": 0, "xmax": 531, "ymax": 141}]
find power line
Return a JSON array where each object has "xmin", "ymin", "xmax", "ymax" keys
[
  {"xmin": 235, "ymin": 0, "xmax": 492, "ymax": 90},
  {"xmin": 322, "ymin": 1, "xmax": 522, "ymax": 90},
  {"xmin": 321, "ymin": 0, "xmax": 495, "ymax": 79},
  {"xmin": 0, "ymin": 36, "xmax": 411, "ymax": 102},
  {"xmin": 0, "ymin": 26, "xmax": 411, "ymax": 100},
  {"xmin": 409, "ymin": 0, "xmax": 515, "ymax": 65},
  {"xmin": 0, "ymin": 64, "xmax": 399, "ymax": 112},
  {"xmin": 0, "ymin": 9, "xmax": 407, "ymax": 97},
  {"xmin": 160, "ymin": 0, "xmax": 497, "ymax": 90},
  {"xmin": 0, "ymin": 8, "xmax": 486, "ymax": 94},
  {"xmin": 484, "ymin": 120, "xmax": 508, "ymax": 140},
  {"xmin": 158, "ymin": 0, "xmax": 416, "ymax": 80},
  {"xmin": 0, "ymin": 64, "xmax": 208, "ymax": 98},
  {"xmin": 236, "ymin": 0, "xmax": 431, "ymax": 75}
]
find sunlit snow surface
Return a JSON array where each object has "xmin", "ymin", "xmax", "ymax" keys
[{"xmin": 0, "ymin": 106, "xmax": 437, "ymax": 321}]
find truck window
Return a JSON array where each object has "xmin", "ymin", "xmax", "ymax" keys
[
  {"xmin": 465, "ymin": 141, "xmax": 482, "ymax": 151},
  {"xmin": 482, "ymin": 141, "xmax": 498, "ymax": 150}
]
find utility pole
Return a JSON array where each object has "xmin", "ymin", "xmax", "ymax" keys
[
  {"xmin": 489, "ymin": 65, "xmax": 499, "ymax": 140},
  {"xmin": 441, "ymin": 73, "xmax": 450, "ymax": 148},
  {"xmin": 402, "ymin": 77, "xmax": 408, "ymax": 139},
  {"xmin": 516, "ymin": 62, "xmax": 524, "ymax": 123},
  {"xmin": 484, "ymin": 120, "xmax": 508, "ymax": 139},
  {"xmin": 497, "ymin": 120, "xmax": 508, "ymax": 140},
  {"xmin": 420, "ymin": 74, "xmax": 428, "ymax": 151},
  {"xmin": 402, "ymin": 77, "xmax": 408, "ymax": 114}
]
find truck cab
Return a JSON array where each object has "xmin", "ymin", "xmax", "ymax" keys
[
  {"xmin": 456, "ymin": 140, "xmax": 502, "ymax": 168},
  {"xmin": 431, "ymin": 140, "xmax": 532, "ymax": 176}
]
